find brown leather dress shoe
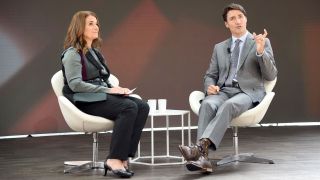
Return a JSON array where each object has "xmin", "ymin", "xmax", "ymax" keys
[
  {"xmin": 178, "ymin": 145, "xmax": 201, "ymax": 161},
  {"xmin": 185, "ymin": 156, "xmax": 214, "ymax": 173},
  {"xmin": 178, "ymin": 138, "xmax": 211, "ymax": 161}
]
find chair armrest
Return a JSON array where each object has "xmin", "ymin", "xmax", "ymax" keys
[
  {"xmin": 58, "ymin": 96, "xmax": 113, "ymax": 132},
  {"xmin": 129, "ymin": 94, "xmax": 142, "ymax": 100},
  {"xmin": 230, "ymin": 92, "xmax": 275, "ymax": 127},
  {"xmin": 108, "ymin": 74, "xmax": 142, "ymax": 100},
  {"xmin": 189, "ymin": 91, "xmax": 205, "ymax": 116},
  {"xmin": 109, "ymin": 74, "xmax": 119, "ymax": 87}
]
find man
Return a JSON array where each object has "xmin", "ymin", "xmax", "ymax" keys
[{"xmin": 178, "ymin": 3, "xmax": 277, "ymax": 173}]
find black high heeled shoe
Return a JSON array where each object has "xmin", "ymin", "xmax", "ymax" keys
[{"xmin": 104, "ymin": 161, "xmax": 132, "ymax": 178}]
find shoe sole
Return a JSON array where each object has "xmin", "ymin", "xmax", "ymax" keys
[
  {"xmin": 186, "ymin": 163, "xmax": 202, "ymax": 171},
  {"xmin": 186, "ymin": 162, "xmax": 213, "ymax": 173}
]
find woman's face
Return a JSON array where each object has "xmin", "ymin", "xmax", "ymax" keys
[{"xmin": 83, "ymin": 15, "xmax": 99, "ymax": 43}]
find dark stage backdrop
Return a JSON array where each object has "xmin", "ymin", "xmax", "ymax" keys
[{"xmin": 0, "ymin": 0, "xmax": 319, "ymax": 136}]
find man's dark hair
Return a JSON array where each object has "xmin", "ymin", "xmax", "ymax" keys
[{"xmin": 222, "ymin": 3, "xmax": 247, "ymax": 22}]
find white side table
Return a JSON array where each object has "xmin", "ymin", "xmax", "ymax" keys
[{"xmin": 131, "ymin": 109, "xmax": 191, "ymax": 166}]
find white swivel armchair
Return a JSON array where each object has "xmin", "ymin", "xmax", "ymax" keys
[
  {"xmin": 189, "ymin": 78, "xmax": 276, "ymax": 165},
  {"xmin": 51, "ymin": 70, "xmax": 118, "ymax": 173}
]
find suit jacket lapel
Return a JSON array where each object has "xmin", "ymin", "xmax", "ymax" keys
[
  {"xmin": 85, "ymin": 50, "xmax": 111, "ymax": 75},
  {"xmin": 225, "ymin": 38, "xmax": 233, "ymax": 71},
  {"xmin": 85, "ymin": 51, "xmax": 103, "ymax": 71},
  {"xmin": 93, "ymin": 49, "xmax": 111, "ymax": 75},
  {"xmin": 238, "ymin": 34, "xmax": 255, "ymax": 69}
]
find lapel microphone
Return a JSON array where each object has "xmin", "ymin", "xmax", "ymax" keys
[{"xmin": 227, "ymin": 48, "xmax": 231, "ymax": 54}]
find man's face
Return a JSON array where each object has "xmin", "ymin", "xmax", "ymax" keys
[{"xmin": 224, "ymin": 10, "xmax": 247, "ymax": 37}]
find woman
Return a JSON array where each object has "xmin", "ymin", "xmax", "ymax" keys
[{"xmin": 61, "ymin": 11, "xmax": 149, "ymax": 178}]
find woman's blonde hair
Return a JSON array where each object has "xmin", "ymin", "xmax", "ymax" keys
[{"xmin": 63, "ymin": 11, "xmax": 102, "ymax": 53}]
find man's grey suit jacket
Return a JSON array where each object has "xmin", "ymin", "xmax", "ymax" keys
[{"xmin": 204, "ymin": 33, "xmax": 278, "ymax": 103}]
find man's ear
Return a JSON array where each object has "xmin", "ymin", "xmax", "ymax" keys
[{"xmin": 224, "ymin": 22, "xmax": 229, "ymax": 29}]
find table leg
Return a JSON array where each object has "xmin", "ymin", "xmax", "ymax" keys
[
  {"xmin": 151, "ymin": 115, "xmax": 154, "ymax": 164},
  {"xmin": 181, "ymin": 114, "xmax": 185, "ymax": 163},
  {"xmin": 166, "ymin": 115, "xmax": 169, "ymax": 157},
  {"xmin": 137, "ymin": 141, "xmax": 141, "ymax": 158},
  {"xmin": 188, "ymin": 112, "xmax": 191, "ymax": 146},
  {"xmin": 181, "ymin": 114, "xmax": 184, "ymax": 146}
]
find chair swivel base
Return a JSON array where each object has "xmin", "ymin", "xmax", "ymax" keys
[
  {"xmin": 217, "ymin": 153, "xmax": 274, "ymax": 166},
  {"xmin": 64, "ymin": 161, "xmax": 104, "ymax": 173}
]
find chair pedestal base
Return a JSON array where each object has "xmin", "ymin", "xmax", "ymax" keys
[
  {"xmin": 64, "ymin": 161, "xmax": 104, "ymax": 173},
  {"xmin": 64, "ymin": 133, "xmax": 105, "ymax": 173},
  {"xmin": 216, "ymin": 127, "xmax": 274, "ymax": 166},
  {"xmin": 217, "ymin": 153, "xmax": 274, "ymax": 166}
]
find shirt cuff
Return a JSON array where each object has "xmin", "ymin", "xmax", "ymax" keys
[{"xmin": 256, "ymin": 50, "xmax": 265, "ymax": 57}]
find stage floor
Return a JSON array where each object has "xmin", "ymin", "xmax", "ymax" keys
[{"xmin": 1, "ymin": 126, "xmax": 320, "ymax": 179}]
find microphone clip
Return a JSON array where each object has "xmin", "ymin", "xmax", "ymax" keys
[{"xmin": 227, "ymin": 48, "xmax": 231, "ymax": 54}]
